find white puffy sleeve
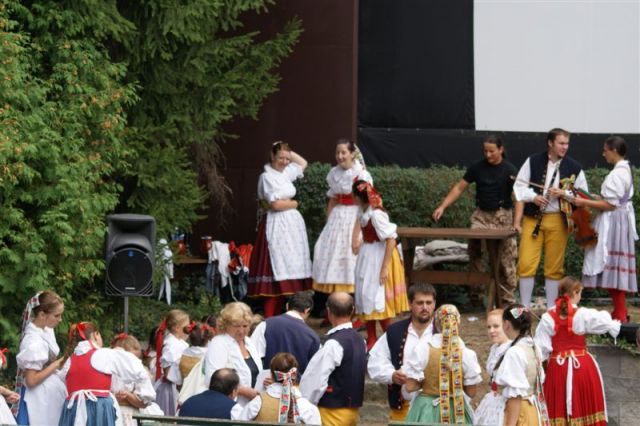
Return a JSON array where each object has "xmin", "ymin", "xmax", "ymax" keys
[
  {"xmin": 325, "ymin": 167, "xmax": 339, "ymax": 198},
  {"xmin": 283, "ymin": 163, "xmax": 303, "ymax": 182},
  {"xmin": 513, "ymin": 158, "xmax": 537, "ymax": 202},
  {"xmin": 462, "ymin": 347, "xmax": 483, "ymax": 386},
  {"xmin": 403, "ymin": 339, "xmax": 430, "ymax": 381},
  {"xmin": 166, "ymin": 357, "xmax": 183, "ymax": 385},
  {"xmin": 258, "ymin": 173, "xmax": 279, "ymax": 203},
  {"xmin": 600, "ymin": 169, "xmax": 629, "ymax": 206},
  {"xmin": 250, "ymin": 321, "xmax": 267, "ymax": 360},
  {"xmin": 367, "ymin": 333, "xmax": 395, "ymax": 385},
  {"xmin": 16, "ymin": 335, "xmax": 51, "ymax": 371},
  {"xmin": 297, "ymin": 396, "xmax": 322, "ymax": 425},
  {"xmin": 534, "ymin": 313, "xmax": 556, "ymax": 361},
  {"xmin": 299, "ymin": 340, "xmax": 343, "ymax": 405},
  {"xmin": 573, "ymin": 307, "xmax": 620, "ymax": 338},
  {"xmin": 494, "ymin": 347, "xmax": 531, "ymax": 398},
  {"xmin": 236, "ymin": 394, "xmax": 262, "ymax": 421},
  {"xmin": 134, "ymin": 374, "xmax": 157, "ymax": 404},
  {"xmin": 371, "ymin": 210, "xmax": 397, "ymax": 240},
  {"xmin": 92, "ymin": 348, "xmax": 149, "ymax": 384}
]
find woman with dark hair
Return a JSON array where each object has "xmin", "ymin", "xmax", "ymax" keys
[
  {"xmin": 248, "ymin": 141, "xmax": 312, "ymax": 318},
  {"xmin": 313, "ymin": 139, "xmax": 372, "ymax": 298},
  {"xmin": 535, "ymin": 277, "xmax": 619, "ymax": 426},
  {"xmin": 553, "ymin": 136, "xmax": 637, "ymax": 322},
  {"xmin": 432, "ymin": 135, "xmax": 518, "ymax": 306},
  {"xmin": 493, "ymin": 305, "xmax": 548, "ymax": 425},
  {"xmin": 352, "ymin": 180, "xmax": 408, "ymax": 350}
]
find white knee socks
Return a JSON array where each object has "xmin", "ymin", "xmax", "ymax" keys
[
  {"xmin": 519, "ymin": 277, "xmax": 535, "ymax": 307},
  {"xmin": 545, "ymin": 279, "xmax": 559, "ymax": 309}
]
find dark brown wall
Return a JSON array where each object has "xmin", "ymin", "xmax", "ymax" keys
[{"xmin": 192, "ymin": 0, "xmax": 358, "ymax": 248}]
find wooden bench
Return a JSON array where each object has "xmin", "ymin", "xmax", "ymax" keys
[
  {"xmin": 397, "ymin": 227, "xmax": 516, "ymax": 310},
  {"xmin": 133, "ymin": 414, "xmax": 316, "ymax": 425}
]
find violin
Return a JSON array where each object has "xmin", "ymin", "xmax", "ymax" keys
[{"xmin": 570, "ymin": 204, "xmax": 597, "ymax": 248}]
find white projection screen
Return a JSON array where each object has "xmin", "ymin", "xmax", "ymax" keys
[{"xmin": 474, "ymin": 0, "xmax": 640, "ymax": 134}]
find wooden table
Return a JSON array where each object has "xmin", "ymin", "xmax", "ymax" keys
[{"xmin": 397, "ymin": 227, "xmax": 516, "ymax": 310}]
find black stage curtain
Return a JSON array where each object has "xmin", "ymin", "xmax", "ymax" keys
[
  {"xmin": 358, "ymin": 0, "xmax": 475, "ymax": 129},
  {"xmin": 358, "ymin": 127, "xmax": 640, "ymax": 169}
]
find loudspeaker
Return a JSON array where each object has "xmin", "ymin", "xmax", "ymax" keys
[{"xmin": 105, "ymin": 214, "xmax": 156, "ymax": 296}]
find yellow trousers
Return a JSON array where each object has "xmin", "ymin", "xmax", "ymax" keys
[
  {"xmin": 506, "ymin": 399, "xmax": 540, "ymax": 426},
  {"xmin": 517, "ymin": 214, "xmax": 568, "ymax": 280},
  {"xmin": 389, "ymin": 400, "xmax": 410, "ymax": 421},
  {"xmin": 318, "ymin": 407, "xmax": 359, "ymax": 426}
]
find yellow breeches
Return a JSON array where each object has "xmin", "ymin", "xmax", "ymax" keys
[
  {"xmin": 318, "ymin": 407, "xmax": 359, "ymax": 426},
  {"xmin": 517, "ymin": 214, "xmax": 569, "ymax": 280},
  {"xmin": 389, "ymin": 400, "xmax": 410, "ymax": 421}
]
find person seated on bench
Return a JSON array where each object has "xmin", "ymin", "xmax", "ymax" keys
[{"xmin": 179, "ymin": 368, "xmax": 241, "ymax": 419}]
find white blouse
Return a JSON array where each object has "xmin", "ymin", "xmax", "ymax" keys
[
  {"xmin": 599, "ymin": 160, "xmax": 634, "ymax": 207},
  {"xmin": 494, "ymin": 337, "xmax": 543, "ymax": 399},
  {"xmin": 359, "ymin": 206, "xmax": 397, "ymax": 240},
  {"xmin": 403, "ymin": 333, "xmax": 482, "ymax": 387},
  {"xmin": 535, "ymin": 306, "xmax": 620, "ymax": 361},
  {"xmin": 258, "ymin": 163, "xmax": 303, "ymax": 203},
  {"xmin": 235, "ymin": 383, "xmax": 321, "ymax": 424},
  {"xmin": 326, "ymin": 162, "xmax": 372, "ymax": 197},
  {"xmin": 16, "ymin": 322, "xmax": 60, "ymax": 371},
  {"xmin": 486, "ymin": 341, "xmax": 512, "ymax": 377},
  {"xmin": 166, "ymin": 345, "xmax": 207, "ymax": 385}
]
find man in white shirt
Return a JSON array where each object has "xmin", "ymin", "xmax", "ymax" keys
[
  {"xmin": 513, "ymin": 128, "xmax": 588, "ymax": 308},
  {"xmin": 368, "ymin": 282, "xmax": 436, "ymax": 421},
  {"xmin": 299, "ymin": 292, "xmax": 366, "ymax": 426}
]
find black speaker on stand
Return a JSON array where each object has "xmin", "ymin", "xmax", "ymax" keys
[{"xmin": 105, "ymin": 214, "xmax": 156, "ymax": 331}]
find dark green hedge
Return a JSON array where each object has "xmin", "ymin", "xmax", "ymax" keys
[{"xmin": 296, "ymin": 163, "xmax": 640, "ymax": 282}]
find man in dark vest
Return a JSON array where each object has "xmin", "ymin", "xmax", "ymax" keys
[
  {"xmin": 368, "ymin": 283, "xmax": 436, "ymax": 420},
  {"xmin": 299, "ymin": 292, "xmax": 366, "ymax": 426},
  {"xmin": 513, "ymin": 128, "xmax": 588, "ymax": 308},
  {"xmin": 251, "ymin": 290, "xmax": 320, "ymax": 376},
  {"xmin": 179, "ymin": 368, "xmax": 240, "ymax": 419}
]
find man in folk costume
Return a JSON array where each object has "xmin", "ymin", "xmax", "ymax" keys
[
  {"xmin": 368, "ymin": 283, "xmax": 437, "ymax": 421},
  {"xmin": 251, "ymin": 291, "xmax": 320, "ymax": 376},
  {"xmin": 299, "ymin": 292, "xmax": 366, "ymax": 426},
  {"xmin": 513, "ymin": 128, "xmax": 588, "ymax": 308}
]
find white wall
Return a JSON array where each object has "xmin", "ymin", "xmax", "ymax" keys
[{"xmin": 474, "ymin": 0, "xmax": 640, "ymax": 133}]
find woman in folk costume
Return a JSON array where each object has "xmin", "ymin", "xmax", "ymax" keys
[
  {"xmin": 248, "ymin": 141, "xmax": 312, "ymax": 318},
  {"xmin": 494, "ymin": 304, "xmax": 549, "ymax": 426},
  {"xmin": 58, "ymin": 322, "xmax": 150, "ymax": 426},
  {"xmin": 14, "ymin": 290, "xmax": 67, "ymax": 426},
  {"xmin": 0, "ymin": 348, "xmax": 19, "ymax": 425},
  {"xmin": 352, "ymin": 180, "xmax": 409, "ymax": 350},
  {"xmin": 553, "ymin": 136, "xmax": 637, "ymax": 323},
  {"xmin": 312, "ymin": 139, "xmax": 372, "ymax": 296},
  {"xmin": 237, "ymin": 352, "xmax": 321, "ymax": 424},
  {"xmin": 535, "ymin": 277, "xmax": 620, "ymax": 426},
  {"xmin": 154, "ymin": 309, "xmax": 190, "ymax": 415},
  {"xmin": 473, "ymin": 309, "xmax": 512, "ymax": 426},
  {"xmin": 404, "ymin": 304, "xmax": 482, "ymax": 424},
  {"xmin": 110, "ymin": 333, "xmax": 163, "ymax": 426}
]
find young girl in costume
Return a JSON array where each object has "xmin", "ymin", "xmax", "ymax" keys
[
  {"xmin": 237, "ymin": 352, "xmax": 320, "ymax": 424},
  {"xmin": 352, "ymin": 180, "xmax": 408, "ymax": 350},
  {"xmin": 535, "ymin": 277, "xmax": 619, "ymax": 426},
  {"xmin": 473, "ymin": 309, "xmax": 512, "ymax": 426},
  {"xmin": 312, "ymin": 139, "xmax": 372, "ymax": 298},
  {"xmin": 248, "ymin": 141, "xmax": 312, "ymax": 318},
  {"xmin": 154, "ymin": 309, "xmax": 190, "ymax": 415},
  {"xmin": 167, "ymin": 321, "xmax": 214, "ymax": 386},
  {"xmin": 404, "ymin": 304, "xmax": 482, "ymax": 424},
  {"xmin": 0, "ymin": 349, "xmax": 19, "ymax": 425},
  {"xmin": 15, "ymin": 290, "xmax": 67, "ymax": 426},
  {"xmin": 110, "ymin": 333, "xmax": 163, "ymax": 426},
  {"xmin": 58, "ymin": 323, "xmax": 150, "ymax": 426},
  {"xmin": 494, "ymin": 304, "xmax": 549, "ymax": 426}
]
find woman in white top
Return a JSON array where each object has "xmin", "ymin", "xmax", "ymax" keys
[
  {"xmin": 555, "ymin": 136, "xmax": 637, "ymax": 323},
  {"xmin": 248, "ymin": 141, "xmax": 312, "ymax": 318},
  {"xmin": 15, "ymin": 290, "xmax": 67, "ymax": 426},
  {"xmin": 312, "ymin": 139, "xmax": 372, "ymax": 296},
  {"xmin": 204, "ymin": 302, "xmax": 263, "ymax": 407},
  {"xmin": 493, "ymin": 305, "xmax": 549, "ymax": 426},
  {"xmin": 237, "ymin": 352, "xmax": 320, "ymax": 424},
  {"xmin": 474, "ymin": 309, "xmax": 512, "ymax": 426},
  {"xmin": 0, "ymin": 349, "xmax": 18, "ymax": 425}
]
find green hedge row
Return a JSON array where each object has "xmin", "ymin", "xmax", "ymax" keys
[{"xmin": 296, "ymin": 162, "xmax": 639, "ymax": 282}]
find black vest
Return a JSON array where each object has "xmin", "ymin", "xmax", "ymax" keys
[
  {"xmin": 385, "ymin": 318, "xmax": 411, "ymax": 409},
  {"xmin": 318, "ymin": 327, "xmax": 366, "ymax": 408},
  {"xmin": 522, "ymin": 152, "xmax": 583, "ymax": 219},
  {"xmin": 263, "ymin": 313, "xmax": 320, "ymax": 376}
]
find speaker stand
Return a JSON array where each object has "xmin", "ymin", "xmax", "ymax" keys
[{"xmin": 123, "ymin": 296, "xmax": 129, "ymax": 333}]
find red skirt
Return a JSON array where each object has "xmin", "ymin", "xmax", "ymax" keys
[
  {"xmin": 544, "ymin": 351, "xmax": 607, "ymax": 426},
  {"xmin": 248, "ymin": 217, "xmax": 311, "ymax": 297}
]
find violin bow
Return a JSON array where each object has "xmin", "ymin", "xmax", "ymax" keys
[{"xmin": 509, "ymin": 175, "xmax": 545, "ymax": 190}]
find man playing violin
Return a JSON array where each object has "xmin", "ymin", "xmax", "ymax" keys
[{"xmin": 513, "ymin": 128, "xmax": 588, "ymax": 309}]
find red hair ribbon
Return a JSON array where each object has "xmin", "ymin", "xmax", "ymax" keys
[
  {"xmin": 185, "ymin": 321, "xmax": 197, "ymax": 333},
  {"xmin": 554, "ymin": 295, "xmax": 575, "ymax": 335},
  {"xmin": 76, "ymin": 322, "xmax": 87, "ymax": 340},
  {"xmin": 356, "ymin": 181, "xmax": 383, "ymax": 209},
  {"xmin": 115, "ymin": 332, "xmax": 128, "ymax": 341},
  {"xmin": 155, "ymin": 319, "xmax": 167, "ymax": 381},
  {"xmin": 0, "ymin": 348, "xmax": 8, "ymax": 367}
]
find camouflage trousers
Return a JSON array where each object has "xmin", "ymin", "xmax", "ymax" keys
[{"xmin": 468, "ymin": 208, "xmax": 517, "ymax": 305}]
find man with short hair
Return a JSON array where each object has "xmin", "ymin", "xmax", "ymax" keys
[
  {"xmin": 179, "ymin": 368, "xmax": 241, "ymax": 419},
  {"xmin": 251, "ymin": 290, "xmax": 320, "ymax": 375},
  {"xmin": 299, "ymin": 292, "xmax": 366, "ymax": 426},
  {"xmin": 513, "ymin": 128, "xmax": 588, "ymax": 308},
  {"xmin": 368, "ymin": 283, "xmax": 437, "ymax": 420}
]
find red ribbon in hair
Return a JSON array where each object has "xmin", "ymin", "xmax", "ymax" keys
[
  {"xmin": 356, "ymin": 181, "xmax": 383, "ymax": 209},
  {"xmin": 185, "ymin": 321, "xmax": 197, "ymax": 334},
  {"xmin": 68, "ymin": 322, "xmax": 88, "ymax": 342},
  {"xmin": 0, "ymin": 348, "xmax": 8, "ymax": 368},
  {"xmin": 155, "ymin": 319, "xmax": 167, "ymax": 381},
  {"xmin": 115, "ymin": 332, "xmax": 128, "ymax": 341},
  {"xmin": 554, "ymin": 295, "xmax": 575, "ymax": 335}
]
